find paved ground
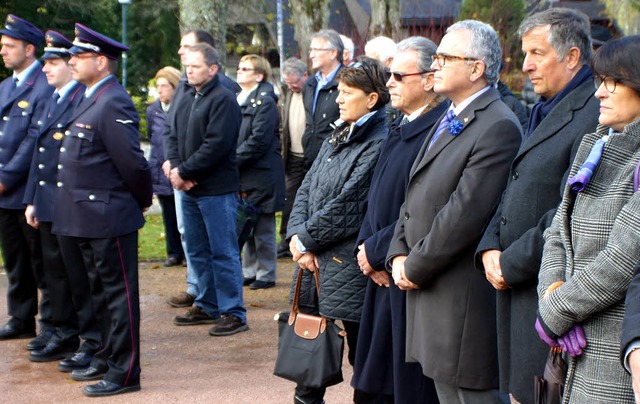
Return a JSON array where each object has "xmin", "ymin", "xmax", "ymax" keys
[{"xmin": 0, "ymin": 259, "xmax": 354, "ymax": 403}]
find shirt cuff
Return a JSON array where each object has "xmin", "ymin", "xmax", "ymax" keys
[
  {"xmin": 624, "ymin": 339, "xmax": 640, "ymax": 372},
  {"xmin": 296, "ymin": 238, "xmax": 308, "ymax": 254}
]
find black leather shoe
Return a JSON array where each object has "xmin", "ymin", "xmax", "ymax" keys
[
  {"xmin": 29, "ymin": 340, "xmax": 79, "ymax": 362},
  {"xmin": 249, "ymin": 280, "xmax": 276, "ymax": 290},
  {"xmin": 82, "ymin": 380, "xmax": 141, "ymax": 397},
  {"xmin": 25, "ymin": 330, "xmax": 51, "ymax": 350},
  {"xmin": 163, "ymin": 257, "xmax": 182, "ymax": 267},
  {"xmin": 58, "ymin": 352, "xmax": 93, "ymax": 372},
  {"xmin": 71, "ymin": 366, "xmax": 107, "ymax": 381},
  {"xmin": 0, "ymin": 322, "xmax": 36, "ymax": 341},
  {"xmin": 242, "ymin": 277, "xmax": 256, "ymax": 286}
]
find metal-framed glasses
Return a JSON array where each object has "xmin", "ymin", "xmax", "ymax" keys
[
  {"xmin": 389, "ymin": 71, "xmax": 430, "ymax": 82},
  {"xmin": 594, "ymin": 75, "xmax": 619, "ymax": 93},
  {"xmin": 431, "ymin": 54, "xmax": 478, "ymax": 67}
]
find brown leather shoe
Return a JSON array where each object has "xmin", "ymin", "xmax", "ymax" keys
[{"xmin": 166, "ymin": 292, "xmax": 195, "ymax": 308}]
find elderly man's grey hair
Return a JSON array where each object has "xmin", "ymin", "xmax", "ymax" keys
[
  {"xmin": 365, "ymin": 36, "xmax": 397, "ymax": 64},
  {"xmin": 396, "ymin": 36, "xmax": 437, "ymax": 74},
  {"xmin": 446, "ymin": 20, "xmax": 502, "ymax": 86},
  {"xmin": 310, "ymin": 29, "xmax": 344, "ymax": 64},
  {"xmin": 518, "ymin": 7, "xmax": 592, "ymax": 66},
  {"xmin": 281, "ymin": 57, "xmax": 307, "ymax": 78}
]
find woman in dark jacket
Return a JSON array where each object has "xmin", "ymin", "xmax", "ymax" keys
[
  {"xmin": 287, "ymin": 57, "xmax": 389, "ymax": 404},
  {"xmin": 236, "ymin": 55, "xmax": 285, "ymax": 290},
  {"xmin": 147, "ymin": 66, "xmax": 184, "ymax": 267}
]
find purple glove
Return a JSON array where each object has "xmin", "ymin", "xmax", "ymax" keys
[
  {"xmin": 535, "ymin": 317, "xmax": 559, "ymax": 347},
  {"xmin": 557, "ymin": 324, "xmax": 587, "ymax": 357}
]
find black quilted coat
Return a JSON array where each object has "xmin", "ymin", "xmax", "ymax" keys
[{"xmin": 287, "ymin": 108, "xmax": 387, "ymax": 322}]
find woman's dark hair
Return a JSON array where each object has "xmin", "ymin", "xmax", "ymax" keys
[
  {"xmin": 592, "ymin": 35, "xmax": 640, "ymax": 96},
  {"xmin": 337, "ymin": 56, "xmax": 391, "ymax": 110}
]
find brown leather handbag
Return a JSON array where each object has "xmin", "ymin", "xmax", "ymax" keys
[
  {"xmin": 273, "ymin": 269, "xmax": 346, "ymax": 388},
  {"xmin": 534, "ymin": 347, "xmax": 568, "ymax": 404}
]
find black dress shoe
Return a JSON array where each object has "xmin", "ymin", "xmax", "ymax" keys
[
  {"xmin": 163, "ymin": 257, "xmax": 182, "ymax": 267},
  {"xmin": 29, "ymin": 340, "xmax": 79, "ymax": 362},
  {"xmin": 0, "ymin": 322, "xmax": 36, "ymax": 341},
  {"xmin": 242, "ymin": 277, "xmax": 256, "ymax": 286},
  {"xmin": 71, "ymin": 366, "xmax": 107, "ymax": 381},
  {"xmin": 82, "ymin": 380, "xmax": 141, "ymax": 397},
  {"xmin": 25, "ymin": 330, "xmax": 52, "ymax": 350},
  {"xmin": 249, "ymin": 280, "xmax": 276, "ymax": 290},
  {"xmin": 58, "ymin": 352, "xmax": 93, "ymax": 372}
]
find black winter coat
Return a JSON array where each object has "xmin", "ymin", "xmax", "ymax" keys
[
  {"xmin": 237, "ymin": 83, "xmax": 285, "ymax": 213},
  {"xmin": 287, "ymin": 108, "xmax": 387, "ymax": 322}
]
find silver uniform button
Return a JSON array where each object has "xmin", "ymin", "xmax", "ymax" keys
[
  {"xmin": 0, "ymin": 131, "xmax": 3, "ymax": 136},
  {"xmin": 39, "ymin": 147, "xmax": 45, "ymax": 152},
  {"xmin": 78, "ymin": 132, "xmax": 84, "ymax": 138},
  {"xmin": 60, "ymin": 147, "xmax": 66, "ymax": 153},
  {"xmin": 22, "ymin": 111, "xmax": 27, "ymax": 116},
  {"xmin": 37, "ymin": 120, "xmax": 43, "ymax": 126},
  {"xmin": 39, "ymin": 180, "xmax": 45, "ymax": 186},
  {"xmin": 0, "ymin": 163, "xmax": 3, "ymax": 168},
  {"xmin": 56, "ymin": 182, "xmax": 63, "ymax": 187},
  {"xmin": 89, "ymin": 194, "xmax": 96, "ymax": 200},
  {"xmin": 57, "ymin": 123, "xmax": 63, "ymax": 128},
  {"xmin": 57, "ymin": 164, "xmax": 63, "ymax": 170},
  {"xmin": 65, "ymin": 130, "xmax": 71, "ymax": 136},
  {"xmin": 38, "ymin": 164, "xmax": 44, "ymax": 169},
  {"xmin": 2, "ymin": 116, "xmax": 8, "ymax": 121}
]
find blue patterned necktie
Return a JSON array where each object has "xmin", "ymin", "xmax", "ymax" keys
[{"xmin": 429, "ymin": 109, "xmax": 456, "ymax": 150}]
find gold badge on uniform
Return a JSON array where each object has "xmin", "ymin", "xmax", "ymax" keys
[
  {"xmin": 18, "ymin": 100, "xmax": 29, "ymax": 109},
  {"xmin": 53, "ymin": 132, "xmax": 64, "ymax": 140}
]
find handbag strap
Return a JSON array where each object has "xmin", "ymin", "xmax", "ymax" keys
[{"xmin": 291, "ymin": 268, "xmax": 321, "ymax": 315}]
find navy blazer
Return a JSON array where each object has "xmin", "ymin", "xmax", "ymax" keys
[
  {"xmin": 0, "ymin": 62, "xmax": 53, "ymax": 209},
  {"xmin": 52, "ymin": 75, "xmax": 152, "ymax": 238},
  {"xmin": 23, "ymin": 82, "xmax": 85, "ymax": 222},
  {"xmin": 357, "ymin": 99, "xmax": 449, "ymax": 270}
]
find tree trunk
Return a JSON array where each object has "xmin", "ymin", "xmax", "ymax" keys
[
  {"xmin": 178, "ymin": 0, "xmax": 229, "ymax": 66},
  {"xmin": 369, "ymin": 0, "xmax": 401, "ymax": 41},
  {"xmin": 288, "ymin": 0, "xmax": 331, "ymax": 64}
]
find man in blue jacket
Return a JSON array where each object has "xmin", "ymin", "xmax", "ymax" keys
[{"xmin": 0, "ymin": 14, "xmax": 53, "ymax": 343}]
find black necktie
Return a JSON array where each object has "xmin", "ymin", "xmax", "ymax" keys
[
  {"xmin": 47, "ymin": 93, "xmax": 60, "ymax": 119},
  {"xmin": 8, "ymin": 77, "xmax": 17, "ymax": 94}
]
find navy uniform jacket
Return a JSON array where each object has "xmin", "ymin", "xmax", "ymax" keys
[
  {"xmin": 52, "ymin": 75, "xmax": 152, "ymax": 238},
  {"xmin": 0, "ymin": 62, "xmax": 53, "ymax": 209},
  {"xmin": 23, "ymin": 82, "xmax": 85, "ymax": 222}
]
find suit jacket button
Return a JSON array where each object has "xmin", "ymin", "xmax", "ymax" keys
[
  {"xmin": 89, "ymin": 194, "xmax": 96, "ymax": 200},
  {"xmin": 512, "ymin": 171, "xmax": 519, "ymax": 180},
  {"xmin": 404, "ymin": 213, "xmax": 410, "ymax": 220},
  {"xmin": 39, "ymin": 180, "xmax": 46, "ymax": 186},
  {"xmin": 56, "ymin": 182, "xmax": 63, "ymax": 187},
  {"xmin": 500, "ymin": 216, "xmax": 507, "ymax": 225}
]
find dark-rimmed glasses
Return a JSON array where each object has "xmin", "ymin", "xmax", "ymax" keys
[
  {"xmin": 594, "ymin": 75, "xmax": 618, "ymax": 93},
  {"xmin": 389, "ymin": 71, "xmax": 430, "ymax": 82},
  {"xmin": 431, "ymin": 54, "xmax": 478, "ymax": 67}
]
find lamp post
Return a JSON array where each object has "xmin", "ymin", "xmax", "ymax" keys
[{"xmin": 118, "ymin": 0, "xmax": 131, "ymax": 88}]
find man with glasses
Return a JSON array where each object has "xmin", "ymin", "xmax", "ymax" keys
[
  {"xmin": 476, "ymin": 8, "xmax": 598, "ymax": 403},
  {"xmin": 387, "ymin": 20, "xmax": 521, "ymax": 402},
  {"xmin": 301, "ymin": 29, "xmax": 344, "ymax": 170},
  {"xmin": 276, "ymin": 57, "xmax": 308, "ymax": 259},
  {"xmin": 52, "ymin": 23, "xmax": 152, "ymax": 397}
]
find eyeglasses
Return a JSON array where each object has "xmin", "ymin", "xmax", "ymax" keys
[
  {"xmin": 594, "ymin": 75, "xmax": 619, "ymax": 93},
  {"xmin": 237, "ymin": 67, "xmax": 255, "ymax": 72},
  {"xmin": 309, "ymin": 47, "xmax": 333, "ymax": 54},
  {"xmin": 348, "ymin": 61, "xmax": 376, "ymax": 86},
  {"xmin": 431, "ymin": 54, "xmax": 478, "ymax": 67},
  {"xmin": 389, "ymin": 71, "xmax": 430, "ymax": 82}
]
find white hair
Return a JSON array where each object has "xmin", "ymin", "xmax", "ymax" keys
[{"xmin": 365, "ymin": 36, "xmax": 396, "ymax": 64}]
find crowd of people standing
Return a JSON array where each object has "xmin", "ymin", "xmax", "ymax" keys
[{"xmin": 1, "ymin": 6, "xmax": 640, "ymax": 404}]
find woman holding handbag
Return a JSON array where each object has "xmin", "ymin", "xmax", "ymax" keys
[
  {"xmin": 535, "ymin": 35, "xmax": 640, "ymax": 403},
  {"xmin": 286, "ymin": 56, "xmax": 389, "ymax": 404}
]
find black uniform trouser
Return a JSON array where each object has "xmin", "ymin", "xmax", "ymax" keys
[
  {"xmin": 76, "ymin": 232, "xmax": 140, "ymax": 386},
  {"xmin": 157, "ymin": 194, "xmax": 184, "ymax": 261},
  {"xmin": 0, "ymin": 207, "xmax": 48, "ymax": 330},
  {"xmin": 57, "ymin": 234, "xmax": 102, "ymax": 354}
]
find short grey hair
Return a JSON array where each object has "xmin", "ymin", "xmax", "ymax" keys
[
  {"xmin": 396, "ymin": 36, "xmax": 437, "ymax": 74},
  {"xmin": 518, "ymin": 7, "xmax": 592, "ymax": 66},
  {"xmin": 340, "ymin": 34, "xmax": 354, "ymax": 57},
  {"xmin": 281, "ymin": 57, "xmax": 307, "ymax": 78},
  {"xmin": 364, "ymin": 36, "xmax": 396, "ymax": 64},
  {"xmin": 189, "ymin": 43, "xmax": 220, "ymax": 67},
  {"xmin": 446, "ymin": 20, "xmax": 501, "ymax": 86},
  {"xmin": 311, "ymin": 29, "xmax": 344, "ymax": 63}
]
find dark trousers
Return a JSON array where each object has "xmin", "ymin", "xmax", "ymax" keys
[
  {"xmin": 157, "ymin": 194, "xmax": 184, "ymax": 261},
  {"xmin": 279, "ymin": 154, "xmax": 306, "ymax": 242},
  {"xmin": 294, "ymin": 320, "xmax": 360, "ymax": 404},
  {"xmin": 0, "ymin": 207, "xmax": 48, "ymax": 330},
  {"xmin": 75, "ymin": 232, "xmax": 141, "ymax": 386},
  {"xmin": 38, "ymin": 222, "xmax": 79, "ymax": 344},
  {"xmin": 56, "ymin": 235, "xmax": 102, "ymax": 354}
]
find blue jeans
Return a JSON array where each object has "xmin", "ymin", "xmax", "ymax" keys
[
  {"xmin": 180, "ymin": 191, "xmax": 246, "ymax": 322},
  {"xmin": 174, "ymin": 189, "xmax": 198, "ymax": 297}
]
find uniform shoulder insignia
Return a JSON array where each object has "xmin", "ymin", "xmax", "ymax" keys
[{"xmin": 115, "ymin": 119, "xmax": 134, "ymax": 125}]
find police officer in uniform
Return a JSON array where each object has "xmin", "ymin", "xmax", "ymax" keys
[
  {"xmin": 0, "ymin": 14, "xmax": 53, "ymax": 343},
  {"xmin": 51, "ymin": 23, "xmax": 152, "ymax": 397},
  {"xmin": 23, "ymin": 31, "xmax": 104, "ymax": 368}
]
